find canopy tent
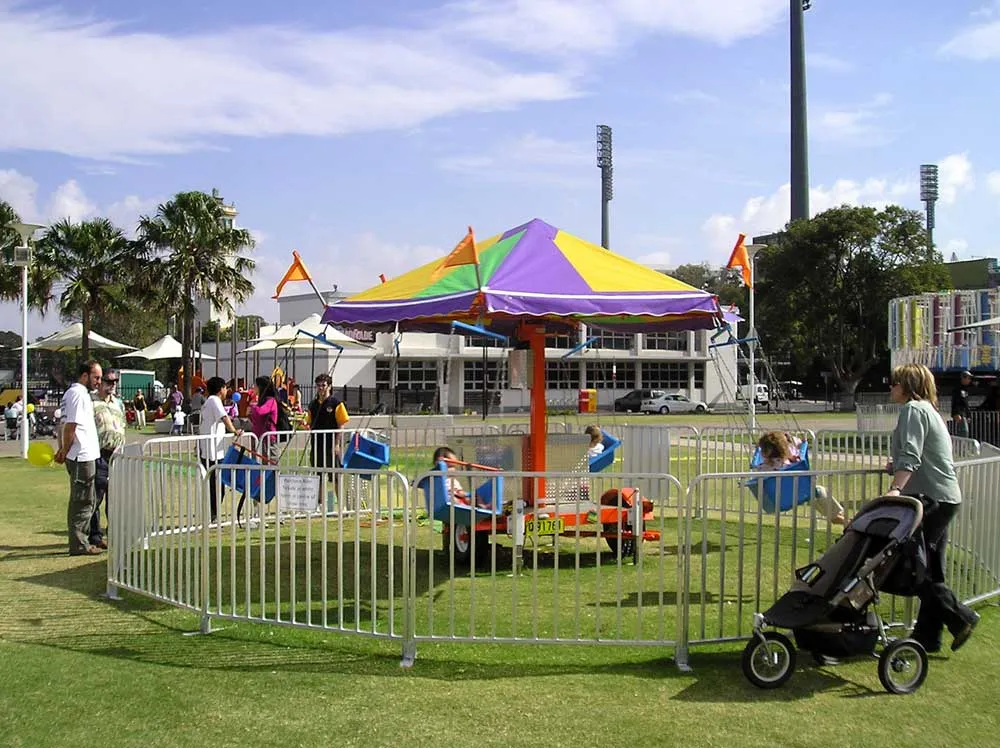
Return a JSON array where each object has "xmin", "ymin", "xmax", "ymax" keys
[
  {"xmin": 252, "ymin": 314, "xmax": 373, "ymax": 348},
  {"xmin": 28, "ymin": 323, "xmax": 137, "ymax": 353},
  {"xmin": 117, "ymin": 334, "xmax": 216, "ymax": 361},
  {"xmin": 321, "ymin": 218, "xmax": 721, "ymax": 335},
  {"xmin": 321, "ymin": 218, "xmax": 724, "ymax": 477}
]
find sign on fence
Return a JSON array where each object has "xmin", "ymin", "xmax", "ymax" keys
[{"xmin": 277, "ymin": 474, "xmax": 321, "ymax": 513}]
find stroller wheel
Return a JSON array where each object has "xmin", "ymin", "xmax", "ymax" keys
[
  {"xmin": 742, "ymin": 632, "xmax": 796, "ymax": 689},
  {"xmin": 878, "ymin": 639, "xmax": 928, "ymax": 695}
]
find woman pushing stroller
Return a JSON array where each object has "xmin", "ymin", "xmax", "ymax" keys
[{"xmin": 886, "ymin": 363, "xmax": 979, "ymax": 653}]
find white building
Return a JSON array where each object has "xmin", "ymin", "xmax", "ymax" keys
[
  {"xmin": 201, "ymin": 290, "xmax": 738, "ymax": 413},
  {"xmin": 194, "ymin": 189, "xmax": 241, "ymax": 328}
]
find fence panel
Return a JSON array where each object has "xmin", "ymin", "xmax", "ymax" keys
[
  {"xmin": 950, "ymin": 457, "xmax": 1000, "ymax": 606},
  {"xmin": 404, "ymin": 469, "xmax": 684, "ymax": 658},
  {"xmin": 201, "ymin": 464, "xmax": 411, "ymax": 640}
]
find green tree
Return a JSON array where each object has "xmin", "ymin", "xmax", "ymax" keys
[
  {"xmin": 34, "ymin": 218, "xmax": 148, "ymax": 360},
  {"xmin": 137, "ymin": 191, "xmax": 255, "ymax": 397},
  {"xmin": 0, "ymin": 200, "xmax": 58, "ymax": 311},
  {"xmin": 671, "ymin": 262, "xmax": 745, "ymax": 308},
  {"xmin": 201, "ymin": 314, "xmax": 267, "ymax": 343},
  {"xmin": 755, "ymin": 205, "xmax": 951, "ymax": 397}
]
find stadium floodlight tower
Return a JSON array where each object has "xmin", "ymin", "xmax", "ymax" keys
[
  {"xmin": 790, "ymin": 0, "xmax": 811, "ymax": 222},
  {"xmin": 596, "ymin": 124, "xmax": 613, "ymax": 249},
  {"xmin": 920, "ymin": 164, "xmax": 939, "ymax": 249}
]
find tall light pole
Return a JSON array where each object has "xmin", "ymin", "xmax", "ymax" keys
[
  {"xmin": 6, "ymin": 221, "xmax": 45, "ymax": 459},
  {"xmin": 596, "ymin": 125, "xmax": 613, "ymax": 249},
  {"xmin": 790, "ymin": 0, "xmax": 811, "ymax": 222},
  {"xmin": 920, "ymin": 164, "xmax": 939, "ymax": 250},
  {"xmin": 745, "ymin": 243, "xmax": 768, "ymax": 432}
]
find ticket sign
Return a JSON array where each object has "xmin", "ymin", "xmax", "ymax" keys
[{"xmin": 277, "ymin": 474, "xmax": 322, "ymax": 513}]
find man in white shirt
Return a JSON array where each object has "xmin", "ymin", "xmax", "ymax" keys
[
  {"xmin": 55, "ymin": 360, "xmax": 103, "ymax": 556},
  {"xmin": 198, "ymin": 376, "xmax": 241, "ymax": 522}
]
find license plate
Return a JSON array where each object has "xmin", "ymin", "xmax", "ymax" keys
[{"xmin": 525, "ymin": 517, "xmax": 564, "ymax": 535}]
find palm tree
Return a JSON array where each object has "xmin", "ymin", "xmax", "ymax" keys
[
  {"xmin": 34, "ymin": 218, "xmax": 147, "ymax": 360},
  {"xmin": 137, "ymin": 191, "xmax": 255, "ymax": 397}
]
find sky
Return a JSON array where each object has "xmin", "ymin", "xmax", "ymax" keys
[{"xmin": 1, "ymin": 0, "xmax": 999, "ymax": 338}]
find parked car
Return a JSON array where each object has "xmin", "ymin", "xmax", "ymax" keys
[
  {"xmin": 640, "ymin": 391, "xmax": 710, "ymax": 414},
  {"xmin": 614, "ymin": 389, "xmax": 653, "ymax": 412}
]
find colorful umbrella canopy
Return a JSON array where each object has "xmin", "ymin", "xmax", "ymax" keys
[{"xmin": 321, "ymin": 219, "xmax": 721, "ymax": 334}]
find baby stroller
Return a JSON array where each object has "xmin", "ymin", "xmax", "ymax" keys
[{"xmin": 742, "ymin": 494, "xmax": 932, "ymax": 695}]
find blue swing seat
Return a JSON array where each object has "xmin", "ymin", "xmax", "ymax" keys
[
  {"xmin": 219, "ymin": 445, "xmax": 277, "ymax": 504},
  {"xmin": 417, "ymin": 461, "xmax": 505, "ymax": 524},
  {"xmin": 342, "ymin": 431, "xmax": 391, "ymax": 478},
  {"xmin": 745, "ymin": 441, "xmax": 814, "ymax": 514},
  {"xmin": 588, "ymin": 430, "xmax": 621, "ymax": 473}
]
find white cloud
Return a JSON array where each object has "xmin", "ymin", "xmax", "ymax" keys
[
  {"xmin": 46, "ymin": 180, "xmax": 97, "ymax": 223},
  {"xmin": 439, "ymin": 133, "xmax": 592, "ymax": 186},
  {"xmin": 806, "ymin": 51, "xmax": 853, "ymax": 72},
  {"xmin": 667, "ymin": 90, "xmax": 721, "ymax": 105},
  {"xmin": 0, "ymin": 2, "xmax": 788, "ymax": 160},
  {"xmin": 986, "ymin": 170, "xmax": 1000, "ymax": 195},
  {"xmin": 937, "ymin": 152, "xmax": 974, "ymax": 204},
  {"xmin": 940, "ymin": 10, "xmax": 1000, "ymax": 60},
  {"xmin": 701, "ymin": 177, "xmax": 917, "ymax": 258},
  {"xmin": 944, "ymin": 239, "xmax": 969, "ymax": 259},
  {"xmin": 0, "ymin": 169, "xmax": 158, "ymax": 234},
  {"xmin": 813, "ymin": 93, "xmax": 892, "ymax": 143}
]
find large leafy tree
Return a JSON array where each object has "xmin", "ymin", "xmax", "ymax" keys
[
  {"xmin": 0, "ymin": 200, "xmax": 58, "ymax": 311},
  {"xmin": 755, "ymin": 204, "xmax": 951, "ymax": 396},
  {"xmin": 34, "ymin": 218, "xmax": 148, "ymax": 360},
  {"xmin": 137, "ymin": 191, "xmax": 255, "ymax": 397},
  {"xmin": 671, "ymin": 262, "xmax": 745, "ymax": 308}
]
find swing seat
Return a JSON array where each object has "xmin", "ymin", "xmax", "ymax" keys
[
  {"xmin": 219, "ymin": 445, "xmax": 277, "ymax": 504},
  {"xmin": 417, "ymin": 461, "xmax": 505, "ymax": 524},
  {"xmin": 744, "ymin": 441, "xmax": 814, "ymax": 513},
  {"xmin": 588, "ymin": 430, "xmax": 621, "ymax": 473},
  {"xmin": 343, "ymin": 431, "xmax": 391, "ymax": 477}
]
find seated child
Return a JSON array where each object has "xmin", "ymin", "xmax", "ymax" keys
[
  {"xmin": 756, "ymin": 431, "xmax": 845, "ymax": 525},
  {"xmin": 584, "ymin": 424, "xmax": 605, "ymax": 459},
  {"xmin": 432, "ymin": 446, "xmax": 491, "ymax": 509}
]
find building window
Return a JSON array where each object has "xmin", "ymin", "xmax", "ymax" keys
[
  {"xmin": 693, "ymin": 363, "xmax": 705, "ymax": 389},
  {"xmin": 464, "ymin": 360, "xmax": 508, "ymax": 391},
  {"xmin": 545, "ymin": 360, "xmax": 581, "ymax": 389},
  {"xmin": 641, "ymin": 362, "xmax": 689, "ymax": 390},
  {"xmin": 643, "ymin": 332, "xmax": 688, "ymax": 351},
  {"xmin": 376, "ymin": 360, "xmax": 438, "ymax": 389},
  {"xmin": 586, "ymin": 361, "xmax": 636, "ymax": 389},
  {"xmin": 545, "ymin": 333, "xmax": 573, "ymax": 349},
  {"xmin": 593, "ymin": 330, "xmax": 633, "ymax": 351}
]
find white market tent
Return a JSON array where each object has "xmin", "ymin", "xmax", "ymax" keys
[
  {"xmin": 28, "ymin": 322, "xmax": 137, "ymax": 353},
  {"xmin": 117, "ymin": 334, "xmax": 216, "ymax": 361}
]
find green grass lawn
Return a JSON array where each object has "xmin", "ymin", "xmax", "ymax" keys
[{"xmin": 2, "ymin": 457, "xmax": 998, "ymax": 748}]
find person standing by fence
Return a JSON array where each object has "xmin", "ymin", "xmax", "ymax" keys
[
  {"xmin": 951, "ymin": 370, "xmax": 972, "ymax": 438},
  {"xmin": 887, "ymin": 363, "xmax": 979, "ymax": 653},
  {"xmin": 198, "ymin": 376, "xmax": 242, "ymax": 523},
  {"xmin": 54, "ymin": 360, "xmax": 103, "ymax": 556},
  {"xmin": 90, "ymin": 369, "xmax": 126, "ymax": 550},
  {"xmin": 306, "ymin": 373, "xmax": 350, "ymax": 470}
]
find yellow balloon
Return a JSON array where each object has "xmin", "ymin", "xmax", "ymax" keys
[
  {"xmin": 26, "ymin": 403, "xmax": 35, "ymax": 414},
  {"xmin": 26, "ymin": 441, "xmax": 55, "ymax": 468}
]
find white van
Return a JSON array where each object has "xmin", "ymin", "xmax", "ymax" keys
[{"xmin": 737, "ymin": 383, "xmax": 770, "ymax": 404}]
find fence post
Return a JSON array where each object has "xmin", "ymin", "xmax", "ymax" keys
[
  {"xmin": 675, "ymin": 482, "xmax": 693, "ymax": 672},
  {"xmin": 400, "ymin": 480, "xmax": 417, "ymax": 668},
  {"xmin": 198, "ymin": 467, "xmax": 213, "ymax": 635}
]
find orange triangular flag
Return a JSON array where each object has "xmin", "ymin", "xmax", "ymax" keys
[
  {"xmin": 273, "ymin": 251, "xmax": 313, "ymax": 299},
  {"xmin": 726, "ymin": 233, "xmax": 753, "ymax": 289},
  {"xmin": 441, "ymin": 226, "xmax": 478, "ymax": 269}
]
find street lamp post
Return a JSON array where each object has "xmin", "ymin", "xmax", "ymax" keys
[{"xmin": 6, "ymin": 221, "xmax": 46, "ymax": 459}]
